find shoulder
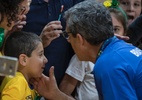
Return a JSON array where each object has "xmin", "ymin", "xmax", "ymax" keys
[{"xmin": 1, "ymin": 72, "xmax": 28, "ymax": 91}]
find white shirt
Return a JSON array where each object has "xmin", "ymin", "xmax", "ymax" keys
[{"xmin": 66, "ymin": 54, "xmax": 99, "ymax": 100}]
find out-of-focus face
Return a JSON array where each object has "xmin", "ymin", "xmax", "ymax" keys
[
  {"xmin": 26, "ymin": 42, "xmax": 48, "ymax": 79},
  {"xmin": 111, "ymin": 14, "xmax": 125, "ymax": 36},
  {"xmin": 18, "ymin": 0, "xmax": 31, "ymax": 20},
  {"xmin": 0, "ymin": 0, "xmax": 32, "ymax": 31},
  {"xmin": 119, "ymin": 0, "xmax": 142, "ymax": 25}
]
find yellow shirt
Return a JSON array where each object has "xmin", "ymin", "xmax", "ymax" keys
[{"xmin": 0, "ymin": 72, "xmax": 37, "ymax": 100}]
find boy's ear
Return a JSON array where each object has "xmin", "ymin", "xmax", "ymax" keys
[{"xmin": 19, "ymin": 54, "xmax": 27, "ymax": 66}]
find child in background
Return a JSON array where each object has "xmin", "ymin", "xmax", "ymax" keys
[
  {"xmin": 118, "ymin": 0, "xmax": 142, "ymax": 25},
  {"xmin": 118, "ymin": 0, "xmax": 142, "ymax": 49},
  {"xmin": 0, "ymin": 0, "xmax": 24, "ymax": 48},
  {"xmin": 0, "ymin": 31, "xmax": 47, "ymax": 100},
  {"xmin": 0, "ymin": 0, "xmax": 32, "ymax": 89},
  {"xmin": 109, "ymin": 8, "xmax": 127, "ymax": 36},
  {"xmin": 103, "ymin": 0, "xmax": 127, "ymax": 36}
]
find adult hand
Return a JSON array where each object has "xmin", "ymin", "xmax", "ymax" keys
[
  {"xmin": 12, "ymin": 15, "xmax": 27, "ymax": 31},
  {"xmin": 30, "ymin": 66, "xmax": 75, "ymax": 100},
  {"xmin": 40, "ymin": 21, "xmax": 63, "ymax": 48},
  {"xmin": 30, "ymin": 66, "xmax": 60, "ymax": 99}
]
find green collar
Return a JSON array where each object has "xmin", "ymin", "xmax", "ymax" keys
[{"xmin": 0, "ymin": 28, "xmax": 4, "ymax": 48}]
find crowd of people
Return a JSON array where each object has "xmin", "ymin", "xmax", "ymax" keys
[{"xmin": 0, "ymin": 0, "xmax": 142, "ymax": 100}]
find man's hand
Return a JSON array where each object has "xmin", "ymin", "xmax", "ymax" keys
[
  {"xmin": 30, "ymin": 66, "xmax": 60, "ymax": 99},
  {"xmin": 30, "ymin": 66, "xmax": 75, "ymax": 100},
  {"xmin": 40, "ymin": 21, "xmax": 63, "ymax": 48}
]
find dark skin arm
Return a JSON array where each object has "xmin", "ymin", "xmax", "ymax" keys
[{"xmin": 59, "ymin": 74, "xmax": 78, "ymax": 97}]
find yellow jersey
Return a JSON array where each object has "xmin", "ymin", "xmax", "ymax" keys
[{"xmin": 0, "ymin": 72, "xmax": 37, "ymax": 100}]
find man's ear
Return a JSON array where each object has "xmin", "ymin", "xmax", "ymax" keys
[
  {"xmin": 19, "ymin": 54, "xmax": 27, "ymax": 66},
  {"xmin": 76, "ymin": 33, "xmax": 85, "ymax": 46}
]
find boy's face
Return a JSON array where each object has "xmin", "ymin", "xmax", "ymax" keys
[
  {"xmin": 26, "ymin": 42, "xmax": 47, "ymax": 79},
  {"xmin": 119, "ymin": 0, "xmax": 142, "ymax": 25}
]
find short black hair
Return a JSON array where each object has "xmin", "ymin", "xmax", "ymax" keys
[{"xmin": 3, "ymin": 31, "xmax": 42, "ymax": 58}]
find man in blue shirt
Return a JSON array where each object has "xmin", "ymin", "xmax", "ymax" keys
[
  {"xmin": 22, "ymin": 0, "xmax": 84, "ymax": 85},
  {"xmin": 30, "ymin": 0, "xmax": 142, "ymax": 100}
]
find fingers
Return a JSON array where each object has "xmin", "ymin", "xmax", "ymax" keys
[
  {"xmin": 115, "ymin": 34, "xmax": 130, "ymax": 41},
  {"xmin": 47, "ymin": 21, "xmax": 61, "ymax": 25},
  {"xmin": 42, "ymin": 21, "xmax": 62, "ymax": 36},
  {"xmin": 44, "ymin": 23, "xmax": 62, "ymax": 32},
  {"xmin": 47, "ymin": 30, "xmax": 62, "ymax": 37},
  {"xmin": 17, "ymin": 21, "xmax": 27, "ymax": 28},
  {"xmin": 41, "ymin": 21, "xmax": 63, "ymax": 47}
]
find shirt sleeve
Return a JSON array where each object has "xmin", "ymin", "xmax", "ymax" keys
[{"xmin": 66, "ymin": 55, "xmax": 86, "ymax": 82}]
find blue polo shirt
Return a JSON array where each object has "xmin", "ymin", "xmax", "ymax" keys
[
  {"xmin": 94, "ymin": 37, "xmax": 142, "ymax": 100},
  {"xmin": 23, "ymin": 0, "xmax": 84, "ymax": 85}
]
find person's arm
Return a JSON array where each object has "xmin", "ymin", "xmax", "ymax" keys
[
  {"xmin": 59, "ymin": 74, "xmax": 78, "ymax": 97},
  {"xmin": 40, "ymin": 21, "xmax": 63, "ymax": 48},
  {"xmin": 31, "ymin": 66, "xmax": 75, "ymax": 100}
]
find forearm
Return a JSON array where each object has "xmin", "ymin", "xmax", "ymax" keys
[
  {"xmin": 45, "ymin": 89, "xmax": 75, "ymax": 100},
  {"xmin": 59, "ymin": 74, "xmax": 78, "ymax": 97},
  {"xmin": 55, "ymin": 90, "xmax": 75, "ymax": 100}
]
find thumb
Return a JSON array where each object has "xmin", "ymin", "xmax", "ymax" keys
[{"xmin": 49, "ymin": 66, "xmax": 55, "ymax": 81}]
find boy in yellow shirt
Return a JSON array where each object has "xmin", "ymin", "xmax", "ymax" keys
[{"xmin": 0, "ymin": 31, "xmax": 47, "ymax": 100}]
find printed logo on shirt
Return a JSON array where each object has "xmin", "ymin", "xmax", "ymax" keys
[
  {"xmin": 25, "ymin": 95, "xmax": 33, "ymax": 100},
  {"xmin": 130, "ymin": 48, "xmax": 142, "ymax": 57}
]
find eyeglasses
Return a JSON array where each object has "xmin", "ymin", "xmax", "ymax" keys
[{"xmin": 61, "ymin": 31, "xmax": 72, "ymax": 39}]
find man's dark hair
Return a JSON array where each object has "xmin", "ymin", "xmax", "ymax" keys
[{"xmin": 64, "ymin": 0, "xmax": 114, "ymax": 45}]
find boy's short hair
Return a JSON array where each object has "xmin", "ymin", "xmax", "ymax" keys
[{"xmin": 3, "ymin": 31, "xmax": 42, "ymax": 58}]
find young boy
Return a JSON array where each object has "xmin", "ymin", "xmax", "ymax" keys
[{"xmin": 0, "ymin": 31, "xmax": 47, "ymax": 99}]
